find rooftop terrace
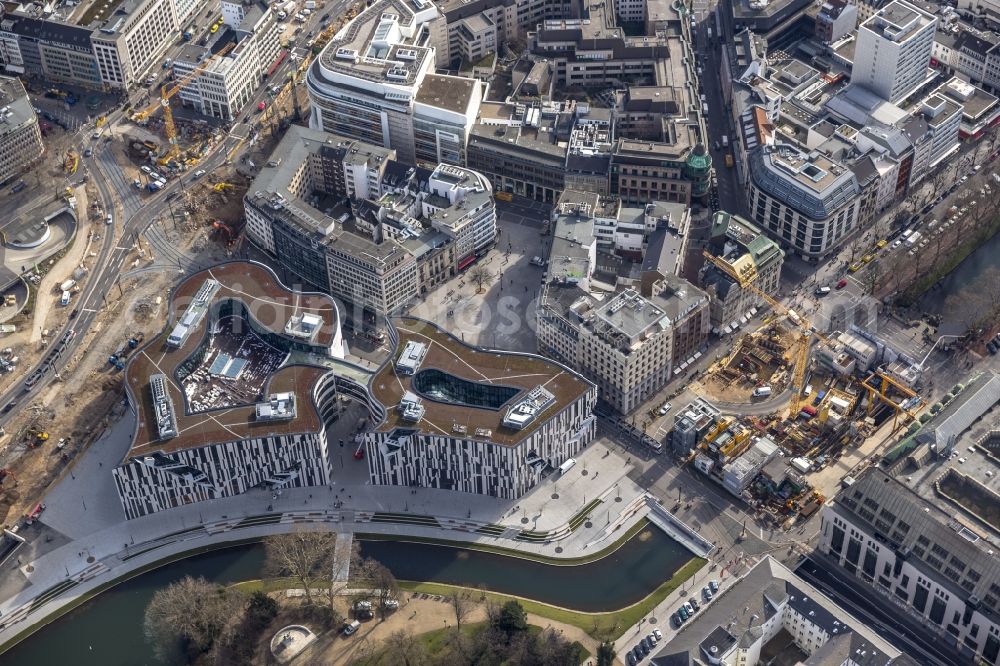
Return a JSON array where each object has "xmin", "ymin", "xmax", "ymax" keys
[
  {"xmin": 124, "ymin": 262, "xmax": 342, "ymax": 457},
  {"xmin": 370, "ymin": 317, "xmax": 593, "ymax": 446}
]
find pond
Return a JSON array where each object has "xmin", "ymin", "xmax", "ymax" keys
[{"xmin": 0, "ymin": 526, "xmax": 692, "ymax": 665}]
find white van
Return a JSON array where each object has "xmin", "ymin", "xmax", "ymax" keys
[
  {"xmin": 558, "ymin": 458, "xmax": 576, "ymax": 474},
  {"xmin": 752, "ymin": 386, "xmax": 772, "ymax": 398}
]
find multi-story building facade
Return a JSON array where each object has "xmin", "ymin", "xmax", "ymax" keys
[
  {"xmin": 820, "ymin": 463, "xmax": 1000, "ymax": 664},
  {"xmin": 535, "ymin": 189, "xmax": 705, "ymax": 414},
  {"xmin": 113, "ymin": 261, "xmax": 349, "ymax": 519},
  {"xmin": 0, "ymin": 76, "xmax": 43, "ymax": 184},
  {"xmin": 89, "ymin": 0, "xmax": 181, "ymax": 90},
  {"xmin": 815, "ymin": 0, "xmax": 858, "ymax": 43},
  {"xmin": 172, "ymin": 0, "xmax": 280, "ymax": 121},
  {"xmin": 853, "ymin": 0, "xmax": 937, "ymax": 104},
  {"xmin": 305, "ymin": 0, "xmax": 482, "ymax": 165},
  {"xmin": 364, "ymin": 318, "xmax": 597, "ymax": 498},
  {"xmin": 699, "ymin": 211, "xmax": 784, "ymax": 330},
  {"xmin": 0, "ymin": 13, "xmax": 103, "ymax": 87},
  {"xmin": 747, "ymin": 145, "xmax": 862, "ymax": 260}
]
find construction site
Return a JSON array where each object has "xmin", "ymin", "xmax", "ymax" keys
[{"xmin": 678, "ymin": 258, "xmax": 928, "ymax": 527}]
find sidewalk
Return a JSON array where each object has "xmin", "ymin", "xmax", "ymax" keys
[{"xmin": 0, "ymin": 429, "xmax": 704, "ymax": 649}]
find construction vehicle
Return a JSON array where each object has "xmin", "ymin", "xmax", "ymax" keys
[
  {"xmin": 108, "ymin": 355, "xmax": 125, "ymax": 370},
  {"xmin": 213, "ymin": 182, "xmax": 234, "ymax": 192},
  {"xmin": 26, "ymin": 428, "xmax": 49, "ymax": 446},
  {"xmin": 861, "ymin": 371, "xmax": 922, "ymax": 433},
  {"xmin": 702, "ymin": 250, "xmax": 834, "ymax": 417},
  {"xmin": 128, "ymin": 333, "xmax": 145, "ymax": 349},
  {"xmin": 63, "ymin": 149, "xmax": 79, "ymax": 174},
  {"xmin": 132, "ymin": 42, "xmax": 234, "ymax": 166}
]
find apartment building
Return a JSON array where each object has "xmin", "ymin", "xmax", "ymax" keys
[
  {"xmin": 853, "ymin": 0, "xmax": 937, "ymax": 104},
  {"xmin": 699, "ymin": 211, "xmax": 784, "ymax": 331},
  {"xmin": 306, "ymin": 0, "xmax": 482, "ymax": 165},
  {"xmin": 172, "ymin": 0, "xmax": 280, "ymax": 121},
  {"xmin": 650, "ymin": 557, "xmax": 908, "ymax": 665},
  {"xmin": 747, "ymin": 145, "xmax": 862, "ymax": 260},
  {"xmin": 245, "ymin": 126, "xmax": 496, "ymax": 316},
  {"xmin": 0, "ymin": 76, "xmax": 43, "ymax": 184},
  {"xmin": 364, "ymin": 318, "xmax": 597, "ymax": 499}
]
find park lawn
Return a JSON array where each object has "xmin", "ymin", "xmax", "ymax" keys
[{"xmin": 406, "ymin": 622, "xmax": 590, "ymax": 663}]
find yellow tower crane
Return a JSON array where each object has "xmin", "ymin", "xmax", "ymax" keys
[
  {"xmin": 133, "ymin": 42, "xmax": 235, "ymax": 165},
  {"xmin": 701, "ymin": 250, "xmax": 832, "ymax": 417}
]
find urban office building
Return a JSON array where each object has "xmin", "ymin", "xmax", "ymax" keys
[
  {"xmin": 244, "ymin": 126, "xmax": 496, "ymax": 316},
  {"xmin": 0, "ymin": 76, "xmax": 43, "ymax": 184},
  {"xmin": 172, "ymin": 0, "xmax": 281, "ymax": 121},
  {"xmin": 853, "ymin": 0, "xmax": 938, "ymax": 104},
  {"xmin": 747, "ymin": 145, "xmax": 862, "ymax": 260},
  {"xmin": 820, "ymin": 462, "xmax": 1000, "ymax": 664},
  {"xmin": 363, "ymin": 317, "xmax": 597, "ymax": 499},
  {"xmin": 699, "ymin": 211, "xmax": 784, "ymax": 331},
  {"xmin": 305, "ymin": 0, "xmax": 483, "ymax": 165},
  {"xmin": 113, "ymin": 261, "xmax": 351, "ymax": 519},
  {"xmin": 0, "ymin": 12, "xmax": 103, "ymax": 87},
  {"xmin": 649, "ymin": 557, "xmax": 908, "ymax": 665},
  {"xmin": 0, "ymin": 0, "xmax": 202, "ymax": 90}
]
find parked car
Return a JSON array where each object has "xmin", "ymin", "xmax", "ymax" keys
[
  {"xmin": 342, "ymin": 620, "xmax": 361, "ymax": 636},
  {"xmin": 836, "ymin": 279, "xmax": 848, "ymax": 289},
  {"xmin": 671, "ymin": 612, "xmax": 682, "ymax": 627},
  {"xmin": 678, "ymin": 606, "xmax": 689, "ymax": 620},
  {"xmin": 988, "ymin": 341, "xmax": 997, "ymax": 355},
  {"xmin": 709, "ymin": 579, "xmax": 719, "ymax": 593},
  {"xmin": 657, "ymin": 402, "xmax": 672, "ymax": 416},
  {"xmin": 653, "ymin": 628, "xmax": 663, "ymax": 642},
  {"xmin": 627, "ymin": 651, "xmax": 637, "ymax": 666},
  {"xmin": 703, "ymin": 585, "xmax": 713, "ymax": 600},
  {"xmin": 689, "ymin": 597, "xmax": 700, "ymax": 611}
]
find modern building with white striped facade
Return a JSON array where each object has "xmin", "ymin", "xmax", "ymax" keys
[
  {"xmin": 363, "ymin": 317, "xmax": 598, "ymax": 499},
  {"xmin": 115, "ymin": 267, "xmax": 596, "ymax": 516},
  {"xmin": 113, "ymin": 261, "xmax": 362, "ymax": 519}
]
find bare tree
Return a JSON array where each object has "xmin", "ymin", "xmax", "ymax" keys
[
  {"xmin": 143, "ymin": 575, "xmax": 244, "ymax": 662},
  {"xmin": 382, "ymin": 629, "xmax": 430, "ymax": 666},
  {"xmin": 263, "ymin": 530, "xmax": 336, "ymax": 607},
  {"xmin": 448, "ymin": 590, "xmax": 475, "ymax": 630},
  {"xmin": 467, "ymin": 264, "xmax": 494, "ymax": 293}
]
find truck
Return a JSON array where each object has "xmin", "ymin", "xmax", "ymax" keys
[
  {"xmin": 905, "ymin": 231, "xmax": 922, "ymax": 247},
  {"xmin": 59, "ymin": 279, "xmax": 76, "ymax": 292},
  {"xmin": 721, "ymin": 135, "xmax": 729, "ymax": 148},
  {"xmin": 60, "ymin": 291, "xmax": 71, "ymax": 306},
  {"xmin": 305, "ymin": 0, "xmax": 317, "ymax": 7},
  {"xmin": 147, "ymin": 181, "xmax": 163, "ymax": 192},
  {"xmin": 282, "ymin": 0, "xmax": 296, "ymax": 13}
]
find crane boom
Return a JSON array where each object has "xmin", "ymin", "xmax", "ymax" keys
[
  {"xmin": 701, "ymin": 249, "xmax": 830, "ymax": 416},
  {"xmin": 133, "ymin": 41, "xmax": 235, "ymax": 123}
]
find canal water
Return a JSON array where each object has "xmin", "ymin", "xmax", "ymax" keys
[
  {"xmin": 0, "ymin": 527, "xmax": 690, "ymax": 665},
  {"xmin": 917, "ymin": 230, "xmax": 1000, "ymax": 335}
]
